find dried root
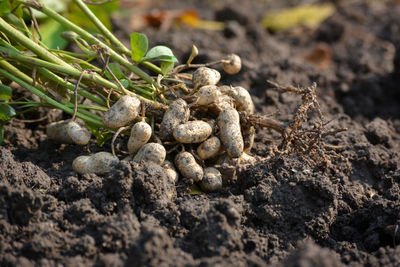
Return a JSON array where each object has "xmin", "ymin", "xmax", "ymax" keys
[{"xmin": 260, "ymin": 80, "xmax": 348, "ymax": 169}]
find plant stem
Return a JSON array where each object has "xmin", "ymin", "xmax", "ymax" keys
[
  {"xmin": 0, "ymin": 17, "xmax": 72, "ymax": 69},
  {"xmin": 3, "ymin": 13, "xmax": 32, "ymax": 38},
  {"xmin": 0, "ymin": 16, "xmax": 132, "ymax": 97},
  {"xmin": 0, "ymin": 60, "xmax": 45, "ymax": 92},
  {"xmin": 0, "ymin": 18, "xmax": 120, "ymax": 96},
  {"xmin": 50, "ymin": 49, "xmax": 96, "ymax": 59},
  {"xmin": 0, "ymin": 47, "xmax": 118, "ymax": 90},
  {"xmin": 5, "ymin": 101, "xmax": 42, "ymax": 105},
  {"xmin": 3, "ymin": 12, "xmax": 51, "ymax": 51},
  {"xmin": 37, "ymin": 67, "xmax": 107, "ymax": 106},
  {"xmin": 59, "ymin": 53, "xmax": 102, "ymax": 72},
  {"xmin": 63, "ymin": 103, "xmax": 104, "ymax": 120},
  {"xmin": 0, "ymin": 60, "xmax": 104, "ymax": 123},
  {"xmin": 140, "ymin": 61, "xmax": 162, "ymax": 74},
  {"xmin": 130, "ymin": 85, "xmax": 153, "ymax": 98},
  {"xmin": 72, "ymin": 0, "xmax": 163, "ymax": 74},
  {"xmin": 1, "ymin": 48, "xmax": 166, "ymax": 109},
  {"xmin": 73, "ymin": 0, "xmax": 125, "ymax": 53},
  {"xmin": 22, "ymin": 0, "xmax": 159, "ymax": 88},
  {"xmin": 65, "ymin": 104, "xmax": 108, "ymax": 112},
  {"xmin": 7, "ymin": 101, "xmax": 103, "ymax": 122},
  {"xmin": 0, "ymin": 68, "xmax": 103, "ymax": 127},
  {"xmin": 0, "ymin": 60, "xmax": 109, "ymax": 123}
]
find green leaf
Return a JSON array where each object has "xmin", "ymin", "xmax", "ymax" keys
[
  {"xmin": 40, "ymin": 21, "xmax": 68, "ymax": 50},
  {"xmin": 105, "ymin": 63, "xmax": 124, "ymax": 80},
  {"xmin": 144, "ymin": 55, "xmax": 178, "ymax": 63},
  {"xmin": 0, "ymin": 0, "xmax": 22, "ymax": 17},
  {"xmin": 32, "ymin": 0, "xmax": 68, "ymax": 18},
  {"xmin": 0, "ymin": 84, "xmax": 12, "ymax": 101},
  {"xmin": 189, "ymin": 184, "xmax": 203, "ymax": 195},
  {"xmin": 96, "ymin": 131, "xmax": 113, "ymax": 147},
  {"xmin": 12, "ymin": 4, "xmax": 22, "ymax": 17},
  {"xmin": 143, "ymin": 46, "xmax": 178, "ymax": 63},
  {"xmin": 119, "ymin": 79, "xmax": 130, "ymax": 88},
  {"xmin": 0, "ymin": 0, "xmax": 11, "ymax": 15},
  {"xmin": 160, "ymin": 61, "xmax": 174, "ymax": 75},
  {"xmin": 0, "ymin": 104, "xmax": 16, "ymax": 121},
  {"xmin": 130, "ymin": 32, "xmax": 148, "ymax": 62},
  {"xmin": 86, "ymin": 121, "xmax": 113, "ymax": 147}
]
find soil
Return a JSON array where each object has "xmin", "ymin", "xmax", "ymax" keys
[{"xmin": 1, "ymin": 0, "xmax": 400, "ymax": 266}]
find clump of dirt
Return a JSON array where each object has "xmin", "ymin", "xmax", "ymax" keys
[{"xmin": 1, "ymin": 0, "xmax": 400, "ymax": 266}]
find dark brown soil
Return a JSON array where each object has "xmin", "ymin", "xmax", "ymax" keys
[{"xmin": 1, "ymin": 0, "xmax": 400, "ymax": 266}]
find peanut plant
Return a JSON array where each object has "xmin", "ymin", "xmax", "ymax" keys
[{"xmin": 0, "ymin": 0, "xmax": 346, "ymax": 192}]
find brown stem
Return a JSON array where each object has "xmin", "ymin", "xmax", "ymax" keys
[
  {"xmin": 71, "ymin": 71, "xmax": 86, "ymax": 121},
  {"xmin": 241, "ymin": 113, "xmax": 287, "ymax": 135},
  {"xmin": 172, "ymin": 60, "xmax": 224, "ymax": 74},
  {"xmin": 83, "ymin": 0, "xmax": 113, "ymax": 4},
  {"xmin": 111, "ymin": 126, "xmax": 129, "ymax": 157},
  {"xmin": 267, "ymin": 80, "xmax": 301, "ymax": 94}
]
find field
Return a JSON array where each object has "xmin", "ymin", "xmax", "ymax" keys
[{"xmin": 1, "ymin": 0, "xmax": 400, "ymax": 266}]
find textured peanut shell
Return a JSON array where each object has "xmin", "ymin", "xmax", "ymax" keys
[
  {"xmin": 195, "ymin": 85, "xmax": 221, "ymax": 106},
  {"xmin": 192, "ymin": 67, "xmax": 221, "ymax": 90},
  {"xmin": 67, "ymin": 121, "xmax": 91, "ymax": 145},
  {"xmin": 199, "ymin": 167, "xmax": 223, "ymax": 192},
  {"xmin": 173, "ymin": 120, "xmax": 212, "ymax": 144},
  {"xmin": 162, "ymin": 160, "xmax": 179, "ymax": 183},
  {"xmin": 90, "ymin": 152, "xmax": 120, "ymax": 174},
  {"xmin": 72, "ymin": 152, "xmax": 119, "ymax": 174},
  {"xmin": 209, "ymin": 94, "xmax": 235, "ymax": 116},
  {"xmin": 217, "ymin": 108, "xmax": 244, "ymax": 158},
  {"xmin": 72, "ymin": 155, "xmax": 92, "ymax": 174},
  {"xmin": 216, "ymin": 152, "xmax": 256, "ymax": 166},
  {"xmin": 128, "ymin": 121, "xmax": 152, "ymax": 154},
  {"xmin": 216, "ymin": 152, "xmax": 256, "ymax": 184},
  {"xmin": 133, "ymin": 143, "xmax": 166, "ymax": 165},
  {"xmin": 160, "ymin": 99, "xmax": 190, "ymax": 140},
  {"xmin": 219, "ymin": 86, "xmax": 254, "ymax": 115},
  {"xmin": 197, "ymin": 136, "xmax": 221, "ymax": 160},
  {"xmin": 174, "ymin": 152, "xmax": 203, "ymax": 182},
  {"xmin": 103, "ymin": 95, "xmax": 141, "ymax": 128},
  {"xmin": 222, "ymin": 54, "xmax": 241, "ymax": 75},
  {"xmin": 46, "ymin": 120, "xmax": 91, "ymax": 145}
]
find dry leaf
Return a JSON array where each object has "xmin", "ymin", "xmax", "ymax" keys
[
  {"xmin": 177, "ymin": 10, "xmax": 225, "ymax": 30},
  {"xmin": 261, "ymin": 4, "xmax": 335, "ymax": 32},
  {"xmin": 133, "ymin": 9, "xmax": 225, "ymax": 31},
  {"xmin": 302, "ymin": 43, "xmax": 332, "ymax": 68}
]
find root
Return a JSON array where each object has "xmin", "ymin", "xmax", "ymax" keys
[
  {"xmin": 111, "ymin": 126, "xmax": 129, "ymax": 157},
  {"xmin": 243, "ymin": 80, "xmax": 348, "ymax": 168},
  {"xmin": 71, "ymin": 71, "xmax": 86, "ymax": 121},
  {"xmin": 240, "ymin": 113, "xmax": 287, "ymax": 135}
]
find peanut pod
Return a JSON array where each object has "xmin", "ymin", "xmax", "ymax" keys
[
  {"xmin": 160, "ymin": 99, "xmax": 190, "ymax": 140},
  {"xmin": 173, "ymin": 120, "xmax": 212, "ymax": 144},
  {"xmin": 103, "ymin": 95, "xmax": 141, "ymax": 128},
  {"xmin": 217, "ymin": 107, "xmax": 244, "ymax": 158},
  {"xmin": 72, "ymin": 152, "xmax": 119, "ymax": 174},
  {"xmin": 128, "ymin": 121, "xmax": 152, "ymax": 154},
  {"xmin": 175, "ymin": 151, "xmax": 203, "ymax": 182},
  {"xmin": 46, "ymin": 120, "xmax": 91, "ymax": 145},
  {"xmin": 133, "ymin": 143, "xmax": 166, "ymax": 165}
]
